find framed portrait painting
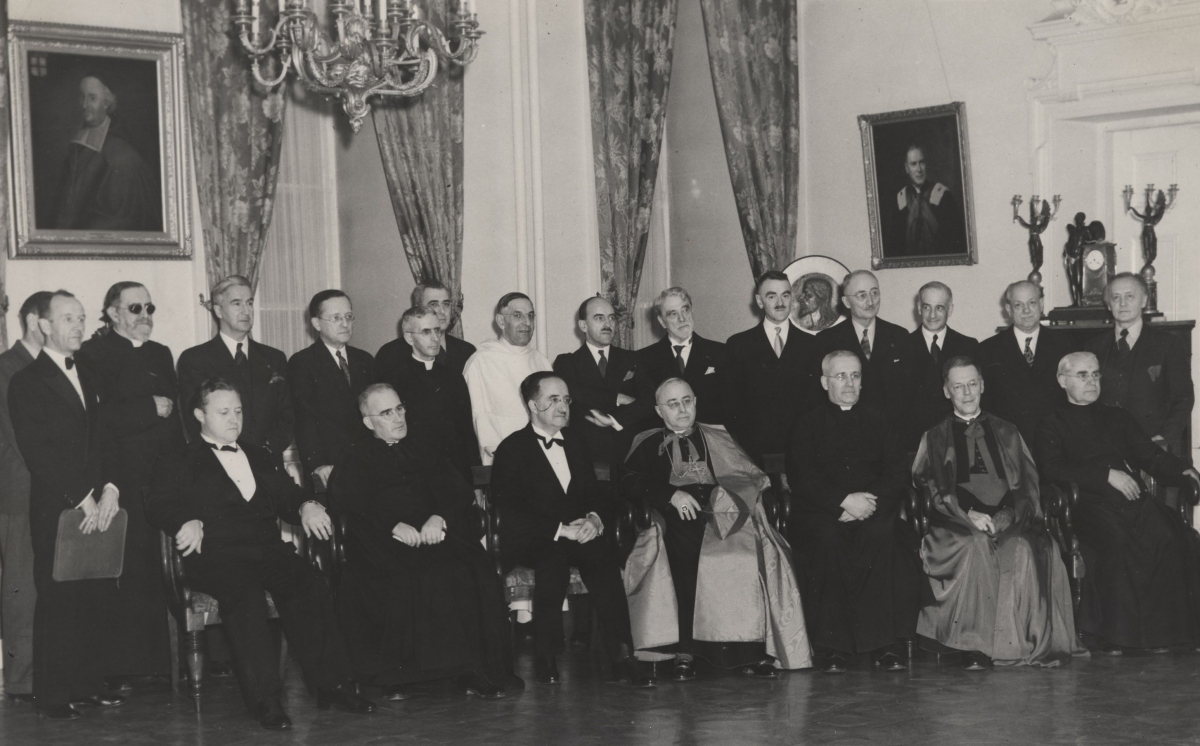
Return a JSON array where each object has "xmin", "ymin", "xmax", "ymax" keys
[
  {"xmin": 858, "ymin": 101, "xmax": 977, "ymax": 270},
  {"xmin": 7, "ymin": 22, "xmax": 190, "ymax": 259}
]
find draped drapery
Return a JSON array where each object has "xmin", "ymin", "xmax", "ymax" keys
[
  {"xmin": 700, "ymin": 0, "xmax": 799, "ymax": 278},
  {"xmin": 372, "ymin": 0, "xmax": 465, "ymax": 338},
  {"xmin": 182, "ymin": 0, "xmax": 286, "ymax": 295},
  {"xmin": 585, "ymin": 0, "xmax": 678, "ymax": 348}
]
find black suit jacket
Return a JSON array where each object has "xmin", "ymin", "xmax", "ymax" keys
[
  {"xmin": 723, "ymin": 322, "xmax": 821, "ymax": 459},
  {"xmin": 489, "ymin": 424, "xmax": 603, "ymax": 569},
  {"xmin": 376, "ymin": 334, "xmax": 476, "ymax": 378},
  {"xmin": 1086, "ymin": 324, "xmax": 1193, "ymax": 451},
  {"xmin": 635, "ymin": 334, "xmax": 728, "ymax": 426},
  {"xmin": 385, "ymin": 354, "xmax": 479, "ymax": 480},
  {"xmin": 0, "ymin": 343, "xmax": 35, "ymax": 515},
  {"xmin": 908, "ymin": 326, "xmax": 979, "ymax": 448},
  {"xmin": 288, "ymin": 342, "xmax": 375, "ymax": 473},
  {"xmin": 177, "ymin": 336, "xmax": 294, "ymax": 458},
  {"xmin": 816, "ymin": 317, "xmax": 917, "ymax": 438},
  {"xmin": 146, "ymin": 437, "xmax": 312, "ymax": 548},
  {"xmin": 8, "ymin": 352, "xmax": 114, "ymax": 535},
  {"xmin": 977, "ymin": 326, "xmax": 1076, "ymax": 448},
  {"xmin": 553, "ymin": 344, "xmax": 649, "ymax": 465}
]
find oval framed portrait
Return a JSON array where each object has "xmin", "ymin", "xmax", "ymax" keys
[{"xmin": 782, "ymin": 255, "xmax": 849, "ymax": 335}]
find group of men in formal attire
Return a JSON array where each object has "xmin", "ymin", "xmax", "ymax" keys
[{"xmin": 0, "ymin": 264, "xmax": 1196, "ymax": 729}]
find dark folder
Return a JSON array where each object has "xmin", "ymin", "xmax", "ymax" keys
[{"xmin": 53, "ymin": 508, "xmax": 128, "ymax": 582}]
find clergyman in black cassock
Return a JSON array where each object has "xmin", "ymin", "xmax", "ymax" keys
[
  {"xmin": 375, "ymin": 281, "xmax": 477, "ymax": 376},
  {"xmin": 333, "ymin": 384, "xmax": 517, "ymax": 699},
  {"xmin": 787, "ymin": 351, "xmax": 921, "ymax": 672},
  {"xmin": 1036, "ymin": 351, "xmax": 1200, "ymax": 652}
]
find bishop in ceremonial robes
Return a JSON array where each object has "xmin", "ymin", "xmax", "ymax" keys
[
  {"xmin": 787, "ymin": 351, "xmax": 922, "ymax": 673},
  {"xmin": 1037, "ymin": 352, "xmax": 1200, "ymax": 653},
  {"xmin": 623, "ymin": 378, "xmax": 810, "ymax": 680},
  {"xmin": 334, "ymin": 384, "xmax": 516, "ymax": 700},
  {"xmin": 913, "ymin": 356, "xmax": 1083, "ymax": 669}
]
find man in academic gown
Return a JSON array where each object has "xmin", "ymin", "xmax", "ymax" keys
[
  {"xmin": 787, "ymin": 351, "xmax": 922, "ymax": 674},
  {"xmin": 816, "ymin": 270, "xmax": 917, "ymax": 441},
  {"xmin": 636, "ymin": 287, "xmax": 727, "ymax": 428},
  {"xmin": 913, "ymin": 356, "xmax": 1083, "ymax": 669},
  {"xmin": 334, "ymin": 383, "xmax": 517, "ymax": 701},
  {"xmin": 77, "ymin": 282, "xmax": 183, "ymax": 682},
  {"xmin": 623, "ymin": 378, "xmax": 810, "ymax": 681},
  {"xmin": 977, "ymin": 280, "xmax": 1076, "ymax": 447},
  {"xmin": 376, "ymin": 280, "xmax": 476, "ymax": 376},
  {"xmin": 463, "ymin": 292, "xmax": 552, "ymax": 464},
  {"xmin": 147, "ymin": 380, "xmax": 374, "ymax": 729},
  {"xmin": 908, "ymin": 281, "xmax": 978, "ymax": 450},
  {"xmin": 9, "ymin": 291, "xmax": 125, "ymax": 719},
  {"xmin": 381, "ymin": 307, "xmax": 479, "ymax": 482},
  {"xmin": 723, "ymin": 271, "xmax": 820, "ymax": 462},
  {"xmin": 1036, "ymin": 352, "xmax": 1200, "ymax": 654}
]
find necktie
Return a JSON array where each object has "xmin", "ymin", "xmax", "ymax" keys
[
  {"xmin": 930, "ymin": 333, "xmax": 941, "ymax": 365},
  {"xmin": 336, "ymin": 349, "xmax": 352, "ymax": 387},
  {"xmin": 1118, "ymin": 329, "xmax": 1131, "ymax": 358},
  {"xmin": 1023, "ymin": 337, "xmax": 1035, "ymax": 366},
  {"xmin": 597, "ymin": 349, "xmax": 608, "ymax": 378},
  {"xmin": 860, "ymin": 328, "xmax": 871, "ymax": 360},
  {"xmin": 773, "ymin": 326, "xmax": 784, "ymax": 358},
  {"xmin": 65, "ymin": 356, "xmax": 75, "ymax": 370},
  {"xmin": 208, "ymin": 442, "xmax": 238, "ymax": 453},
  {"xmin": 540, "ymin": 435, "xmax": 563, "ymax": 451},
  {"xmin": 673, "ymin": 345, "xmax": 686, "ymax": 375},
  {"xmin": 234, "ymin": 342, "xmax": 248, "ymax": 367}
]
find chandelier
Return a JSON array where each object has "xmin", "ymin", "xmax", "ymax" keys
[{"xmin": 232, "ymin": 0, "xmax": 484, "ymax": 133}]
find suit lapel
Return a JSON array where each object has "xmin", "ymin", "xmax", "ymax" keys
[
  {"xmin": 37, "ymin": 354, "xmax": 87, "ymax": 420},
  {"xmin": 526, "ymin": 428, "xmax": 567, "ymax": 497},
  {"xmin": 575, "ymin": 345, "xmax": 606, "ymax": 387},
  {"xmin": 685, "ymin": 336, "xmax": 710, "ymax": 377}
]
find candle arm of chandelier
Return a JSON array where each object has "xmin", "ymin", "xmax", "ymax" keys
[{"xmin": 251, "ymin": 56, "xmax": 291, "ymax": 89}]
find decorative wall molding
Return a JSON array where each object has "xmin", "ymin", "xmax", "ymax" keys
[{"xmin": 1055, "ymin": 0, "xmax": 1178, "ymax": 25}]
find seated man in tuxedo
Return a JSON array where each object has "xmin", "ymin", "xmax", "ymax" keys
[
  {"xmin": 787, "ymin": 351, "xmax": 921, "ymax": 674},
  {"xmin": 489, "ymin": 372, "xmax": 653, "ymax": 688},
  {"xmin": 623, "ymin": 378, "xmax": 810, "ymax": 681},
  {"xmin": 334, "ymin": 383, "xmax": 517, "ymax": 701},
  {"xmin": 636, "ymin": 287, "xmax": 727, "ymax": 427},
  {"xmin": 147, "ymin": 379, "xmax": 375, "ymax": 730},
  {"xmin": 1037, "ymin": 352, "xmax": 1200, "ymax": 654},
  {"xmin": 908, "ymin": 281, "xmax": 978, "ymax": 449},
  {"xmin": 376, "ymin": 280, "xmax": 477, "ymax": 377},
  {"xmin": 913, "ymin": 356, "xmax": 1082, "ymax": 670}
]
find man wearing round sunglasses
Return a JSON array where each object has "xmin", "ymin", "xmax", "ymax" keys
[{"xmin": 78, "ymin": 281, "xmax": 184, "ymax": 686}]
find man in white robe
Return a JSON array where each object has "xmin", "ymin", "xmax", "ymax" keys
[{"xmin": 464, "ymin": 293, "xmax": 553, "ymax": 464}]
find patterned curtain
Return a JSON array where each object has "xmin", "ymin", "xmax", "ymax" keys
[
  {"xmin": 585, "ymin": 0, "xmax": 678, "ymax": 348},
  {"xmin": 0, "ymin": 0, "xmax": 10, "ymax": 350},
  {"xmin": 372, "ymin": 0, "xmax": 465, "ymax": 338},
  {"xmin": 182, "ymin": 0, "xmax": 287, "ymax": 295},
  {"xmin": 700, "ymin": 0, "xmax": 799, "ymax": 278}
]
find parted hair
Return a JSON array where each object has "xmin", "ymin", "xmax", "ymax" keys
[
  {"xmin": 941, "ymin": 355, "xmax": 981, "ymax": 385},
  {"xmin": 577, "ymin": 294, "xmax": 609, "ymax": 321},
  {"xmin": 652, "ymin": 287, "xmax": 692, "ymax": 319},
  {"xmin": 1103, "ymin": 271, "xmax": 1149, "ymax": 302},
  {"xmin": 411, "ymin": 279, "xmax": 449, "ymax": 309},
  {"xmin": 754, "ymin": 270, "xmax": 791, "ymax": 295},
  {"xmin": 100, "ymin": 281, "xmax": 146, "ymax": 327},
  {"xmin": 520, "ymin": 371, "xmax": 562, "ymax": 406},
  {"xmin": 308, "ymin": 289, "xmax": 350, "ymax": 320},
  {"xmin": 210, "ymin": 275, "xmax": 252, "ymax": 305},
  {"xmin": 191, "ymin": 377, "xmax": 240, "ymax": 412},
  {"xmin": 36, "ymin": 290, "xmax": 76, "ymax": 320},
  {"xmin": 495, "ymin": 292, "xmax": 532, "ymax": 316},
  {"xmin": 820, "ymin": 350, "xmax": 860, "ymax": 376},
  {"xmin": 400, "ymin": 305, "xmax": 437, "ymax": 334},
  {"xmin": 19, "ymin": 291, "xmax": 55, "ymax": 333},
  {"xmin": 918, "ymin": 280, "xmax": 953, "ymax": 302}
]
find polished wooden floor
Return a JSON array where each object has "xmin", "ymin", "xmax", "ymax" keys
[{"xmin": 3, "ymin": 644, "xmax": 1200, "ymax": 745}]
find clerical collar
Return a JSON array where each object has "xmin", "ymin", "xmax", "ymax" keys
[
  {"xmin": 71, "ymin": 116, "xmax": 110, "ymax": 153},
  {"xmin": 220, "ymin": 332, "xmax": 250, "ymax": 360},
  {"xmin": 838, "ymin": 405, "xmax": 854, "ymax": 411},
  {"xmin": 1116, "ymin": 317, "xmax": 1143, "ymax": 347},
  {"xmin": 375, "ymin": 435, "xmax": 401, "ymax": 446},
  {"xmin": 114, "ymin": 330, "xmax": 145, "ymax": 348},
  {"xmin": 953, "ymin": 412, "xmax": 980, "ymax": 424},
  {"xmin": 412, "ymin": 353, "xmax": 435, "ymax": 371}
]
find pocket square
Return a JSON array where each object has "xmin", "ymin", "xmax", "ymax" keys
[
  {"xmin": 1148, "ymin": 364, "xmax": 1162, "ymax": 383},
  {"xmin": 623, "ymin": 370, "xmax": 635, "ymax": 382},
  {"xmin": 705, "ymin": 367, "xmax": 716, "ymax": 375}
]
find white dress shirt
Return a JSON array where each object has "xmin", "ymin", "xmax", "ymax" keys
[
  {"xmin": 220, "ymin": 332, "xmax": 250, "ymax": 360},
  {"xmin": 763, "ymin": 319, "xmax": 791, "ymax": 351},
  {"xmin": 852, "ymin": 319, "xmax": 876, "ymax": 353},
  {"xmin": 1013, "ymin": 326, "xmax": 1041, "ymax": 358},
  {"xmin": 533, "ymin": 425, "xmax": 602, "ymax": 540},
  {"xmin": 201, "ymin": 433, "xmax": 256, "ymax": 501},
  {"xmin": 324, "ymin": 341, "xmax": 348, "ymax": 367},
  {"xmin": 1117, "ymin": 318, "xmax": 1143, "ymax": 348},
  {"xmin": 921, "ymin": 325, "xmax": 948, "ymax": 353},
  {"xmin": 43, "ymin": 347, "xmax": 86, "ymax": 407},
  {"xmin": 667, "ymin": 335, "xmax": 693, "ymax": 367},
  {"xmin": 586, "ymin": 341, "xmax": 612, "ymax": 369}
]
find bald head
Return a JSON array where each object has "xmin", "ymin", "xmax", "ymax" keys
[{"xmin": 79, "ymin": 76, "xmax": 116, "ymax": 127}]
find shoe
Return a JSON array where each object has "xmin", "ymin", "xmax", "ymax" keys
[
  {"xmin": 316, "ymin": 682, "xmax": 376, "ymax": 714},
  {"xmin": 382, "ymin": 684, "xmax": 410, "ymax": 701},
  {"xmin": 39, "ymin": 704, "xmax": 81, "ymax": 720},
  {"xmin": 70, "ymin": 693, "xmax": 126, "ymax": 708},
  {"xmin": 962, "ymin": 652, "xmax": 992, "ymax": 671},
  {"xmin": 741, "ymin": 661, "xmax": 778, "ymax": 679},
  {"xmin": 254, "ymin": 700, "xmax": 292, "ymax": 731},
  {"xmin": 207, "ymin": 662, "xmax": 235, "ymax": 678},
  {"xmin": 820, "ymin": 652, "xmax": 847, "ymax": 674},
  {"xmin": 458, "ymin": 672, "xmax": 505, "ymax": 699},
  {"xmin": 671, "ymin": 656, "xmax": 697, "ymax": 682},
  {"xmin": 874, "ymin": 650, "xmax": 907, "ymax": 672},
  {"xmin": 1096, "ymin": 640, "xmax": 1123, "ymax": 656},
  {"xmin": 1146, "ymin": 646, "xmax": 1171, "ymax": 654},
  {"xmin": 612, "ymin": 657, "xmax": 656, "ymax": 688},
  {"xmin": 534, "ymin": 655, "xmax": 560, "ymax": 685},
  {"xmin": 6, "ymin": 693, "xmax": 34, "ymax": 703},
  {"xmin": 105, "ymin": 677, "xmax": 134, "ymax": 694}
]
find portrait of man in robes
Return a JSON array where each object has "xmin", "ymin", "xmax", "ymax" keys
[{"xmin": 913, "ymin": 356, "xmax": 1084, "ymax": 670}]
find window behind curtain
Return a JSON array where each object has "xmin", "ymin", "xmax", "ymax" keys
[{"xmin": 257, "ymin": 90, "xmax": 341, "ymax": 358}]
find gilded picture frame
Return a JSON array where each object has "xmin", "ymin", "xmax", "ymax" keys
[
  {"xmin": 858, "ymin": 101, "xmax": 977, "ymax": 270},
  {"xmin": 7, "ymin": 21, "xmax": 190, "ymax": 259}
]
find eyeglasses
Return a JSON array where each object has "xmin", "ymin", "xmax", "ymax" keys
[
  {"xmin": 828, "ymin": 372, "xmax": 862, "ymax": 383},
  {"xmin": 366, "ymin": 404, "xmax": 406, "ymax": 420},
  {"xmin": 1070, "ymin": 371, "xmax": 1102, "ymax": 382},
  {"xmin": 848, "ymin": 289, "xmax": 880, "ymax": 303},
  {"xmin": 534, "ymin": 395, "xmax": 571, "ymax": 411},
  {"xmin": 503, "ymin": 310, "xmax": 536, "ymax": 323},
  {"xmin": 412, "ymin": 327, "xmax": 443, "ymax": 338},
  {"xmin": 320, "ymin": 313, "xmax": 355, "ymax": 325},
  {"xmin": 660, "ymin": 396, "xmax": 695, "ymax": 413},
  {"xmin": 123, "ymin": 303, "xmax": 156, "ymax": 316}
]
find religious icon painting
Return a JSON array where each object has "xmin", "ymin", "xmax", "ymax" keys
[
  {"xmin": 7, "ymin": 22, "xmax": 191, "ymax": 258},
  {"xmin": 782, "ymin": 255, "xmax": 849, "ymax": 335},
  {"xmin": 858, "ymin": 101, "xmax": 978, "ymax": 270}
]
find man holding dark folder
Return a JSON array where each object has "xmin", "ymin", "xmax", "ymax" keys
[{"xmin": 8, "ymin": 290, "xmax": 125, "ymax": 720}]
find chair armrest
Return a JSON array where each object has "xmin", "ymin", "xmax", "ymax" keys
[
  {"xmin": 485, "ymin": 499, "xmax": 503, "ymax": 576},
  {"xmin": 1179, "ymin": 477, "xmax": 1200, "ymax": 526},
  {"xmin": 904, "ymin": 486, "xmax": 929, "ymax": 538},
  {"xmin": 160, "ymin": 530, "xmax": 188, "ymax": 616}
]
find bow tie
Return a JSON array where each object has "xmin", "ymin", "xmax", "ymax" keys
[
  {"xmin": 65, "ymin": 357, "xmax": 75, "ymax": 370},
  {"xmin": 208, "ymin": 442, "xmax": 238, "ymax": 453},
  {"xmin": 540, "ymin": 435, "xmax": 564, "ymax": 451}
]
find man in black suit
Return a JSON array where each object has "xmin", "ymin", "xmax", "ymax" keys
[
  {"xmin": 1087, "ymin": 272, "xmax": 1193, "ymax": 456},
  {"xmin": 723, "ymin": 271, "xmax": 820, "ymax": 461},
  {"xmin": 816, "ymin": 270, "xmax": 917, "ymax": 440},
  {"xmin": 977, "ymin": 280, "xmax": 1076, "ymax": 447},
  {"xmin": 147, "ymin": 379, "xmax": 375, "ymax": 729},
  {"xmin": 636, "ymin": 287, "xmax": 727, "ymax": 427},
  {"xmin": 489, "ymin": 372, "xmax": 653, "ymax": 688},
  {"xmin": 382, "ymin": 307, "xmax": 479, "ymax": 481},
  {"xmin": 376, "ymin": 280, "xmax": 476, "ymax": 377},
  {"xmin": 8, "ymin": 291, "xmax": 125, "ymax": 719},
  {"xmin": 552, "ymin": 296, "xmax": 647, "ymax": 469},
  {"xmin": 177, "ymin": 275, "xmax": 294, "ymax": 461},
  {"xmin": 908, "ymin": 281, "xmax": 978, "ymax": 449},
  {"xmin": 0, "ymin": 292, "xmax": 50, "ymax": 703},
  {"xmin": 288, "ymin": 290, "xmax": 375, "ymax": 483}
]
